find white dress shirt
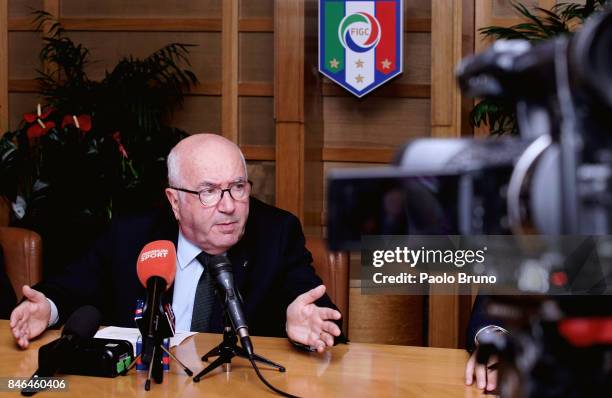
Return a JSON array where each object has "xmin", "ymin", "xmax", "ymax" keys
[
  {"xmin": 171, "ymin": 231, "xmax": 206, "ymax": 331},
  {"xmin": 49, "ymin": 231, "xmax": 209, "ymax": 332}
]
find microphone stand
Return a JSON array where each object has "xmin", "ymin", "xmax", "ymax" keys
[
  {"xmin": 124, "ymin": 276, "xmax": 194, "ymax": 391},
  {"xmin": 123, "ymin": 342, "xmax": 194, "ymax": 391},
  {"xmin": 193, "ymin": 313, "xmax": 285, "ymax": 382}
]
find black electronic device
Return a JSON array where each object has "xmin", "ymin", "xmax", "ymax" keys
[
  {"xmin": 326, "ymin": 138, "xmax": 529, "ymax": 251},
  {"xmin": 21, "ymin": 305, "xmax": 102, "ymax": 396},
  {"xmin": 39, "ymin": 337, "xmax": 133, "ymax": 378}
]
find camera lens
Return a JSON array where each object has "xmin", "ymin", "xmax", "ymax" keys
[{"xmin": 571, "ymin": 8, "xmax": 612, "ymax": 110}]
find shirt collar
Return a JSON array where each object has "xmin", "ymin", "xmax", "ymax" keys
[{"xmin": 177, "ymin": 231, "xmax": 202, "ymax": 270}]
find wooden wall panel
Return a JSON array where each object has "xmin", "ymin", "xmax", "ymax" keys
[
  {"xmin": 239, "ymin": 0, "xmax": 273, "ymax": 18},
  {"xmin": 8, "ymin": 32, "xmax": 42, "ymax": 79},
  {"xmin": 349, "ymin": 284, "xmax": 425, "ymax": 346},
  {"xmin": 302, "ymin": 0, "xmax": 324, "ymax": 234},
  {"xmin": 323, "ymin": 97, "xmax": 430, "ymax": 148},
  {"xmin": 246, "ymin": 160, "xmax": 275, "ymax": 205},
  {"xmin": 274, "ymin": 0, "xmax": 308, "ymax": 219},
  {"xmin": 428, "ymin": 0, "xmax": 468, "ymax": 348},
  {"xmin": 59, "ymin": 0, "xmax": 221, "ymax": 18},
  {"xmin": 461, "ymin": 0, "xmax": 475, "ymax": 138},
  {"xmin": 8, "ymin": 92, "xmax": 40, "ymax": 130},
  {"xmin": 9, "ymin": 0, "xmax": 42, "ymax": 17},
  {"xmin": 431, "ymin": 0, "xmax": 462, "ymax": 138},
  {"xmin": 238, "ymin": 96, "xmax": 274, "ymax": 146},
  {"xmin": 221, "ymin": 0, "xmax": 238, "ymax": 142},
  {"xmin": 492, "ymin": 0, "xmax": 539, "ymax": 16},
  {"xmin": 238, "ymin": 32, "xmax": 273, "ymax": 82},
  {"xmin": 406, "ymin": 0, "xmax": 432, "ymax": 17},
  {"xmin": 429, "ymin": 292, "xmax": 474, "ymax": 349},
  {"xmin": 274, "ymin": 0, "xmax": 303, "ymax": 123},
  {"xmin": 275, "ymin": 122, "xmax": 304, "ymax": 218},
  {"xmin": 66, "ymin": 32, "xmax": 221, "ymax": 82},
  {"xmin": 395, "ymin": 33, "xmax": 431, "ymax": 85},
  {"xmin": 168, "ymin": 96, "xmax": 221, "ymax": 135}
]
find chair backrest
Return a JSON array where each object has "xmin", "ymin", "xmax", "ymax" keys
[
  {"xmin": 0, "ymin": 197, "xmax": 10, "ymax": 227},
  {"xmin": 0, "ymin": 227, "xmax": 43, "ymax": 301},
  {"xmin": 305, "ymin": 235, "xmax": 350, "ymax": 336}
]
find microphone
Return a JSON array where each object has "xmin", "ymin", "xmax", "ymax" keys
[
  {"xmin": 135, "ymin": 240, "xmax": 177, "ymax": 366},
  {"xmin": 39, "ymin": 305, "xmax": 102, "ymax": 375},
  {"xmin": 208, "ymin": 255, "xmax": 254, "ymax": 358},
  {"xmin": 22, "ymin": 305, "xmax": 101, "ymax": 396},
  {"xmin": 61, "ymin": 305, "xmax": 102, "ymax": 341}
]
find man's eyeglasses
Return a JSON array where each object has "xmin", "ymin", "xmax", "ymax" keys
[{"xmin": 169, "ymin": 180, "xmax": 252, "ymax": 207}]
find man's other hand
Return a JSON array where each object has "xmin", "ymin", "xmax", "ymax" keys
[
  {"xmin": 465, "ymin": 349, "xmax": 498, "ymax": 392},
  {"xmin": 286, "ymin": 285, "xmax": 342, "ymax": 353},
  {"xmin": 9, "ymin": 285, "xmax": 50, "ymax": 349}
]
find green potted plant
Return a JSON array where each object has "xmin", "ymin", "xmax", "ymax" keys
[
  {"xmin": 470, "ymin": 0, "xmax": 609, "ymax": 135},
  {"xmin": 0, "ymin": 11, "xmax": 198, "ymax": 272}
]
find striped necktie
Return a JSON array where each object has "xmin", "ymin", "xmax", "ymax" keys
[{"xmin": 190, "ymin": 252, "xmax": 216, "ymax": 332}]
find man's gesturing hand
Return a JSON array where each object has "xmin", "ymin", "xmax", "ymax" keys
[
  {"xmin": 286, "ymin": 285, "xmax": 341, "ymax": 352},
  {"xmin": 9, "ymin": 285, "xmax": 51, "ymax": 349}
]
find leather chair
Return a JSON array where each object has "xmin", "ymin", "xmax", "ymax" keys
[
  {"xmin": 0, "ymin": 227, "xmax": 43, "ymax": 301},
  {"xmin": 305, "ymin": 236, "xmax": 350, "ymax": 336},
  {"xmin": 0, "ymin": 196, "xmax": 9, "ymax": 227}
]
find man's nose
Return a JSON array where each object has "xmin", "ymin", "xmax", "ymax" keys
[{"xmin": 216, "ymin": 190, "xmax": 236, "ymax": 213}]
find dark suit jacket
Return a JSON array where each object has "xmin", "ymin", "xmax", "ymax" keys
[
  {"xmin": 0, "ymin": 247, "xmax": 17, "ymax": 319},
  {"xmin": 467, "ymin": 294, "xmax": 612, "ymax": 352},
  {"xmin": 34, "ymin": 197, "xmax": 345, "ymax": 341}
]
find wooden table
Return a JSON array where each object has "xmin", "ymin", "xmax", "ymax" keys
[{"xmin": 0, "ymin": 320, "xmax": 483, "ymax": 397}]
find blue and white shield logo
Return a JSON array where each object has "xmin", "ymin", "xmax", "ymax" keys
[{"xmin": 319, "ymin": 0, "xmax": 403, "ymax": 97}]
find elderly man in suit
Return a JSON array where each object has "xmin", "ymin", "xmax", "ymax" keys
[{"xmin": 10, "ymin": 134, "xmax": 344, "ymax": 352}]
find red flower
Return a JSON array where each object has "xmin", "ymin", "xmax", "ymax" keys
[
  {"xmin": 24, "ymin": 105, "xmax": 56, "ymax": 139},
  {"xmin": 23, "ymin": 107, "xmax": 54, "ymax": 124},
  {"xmin": 61, "ymin": 114, "xmax": 92, "ymax": 133},
  {"xmin": 27, "ymin": 121, "xmax": 56, "ymax": 139},
  {"xmin": 112, "ymin": 131, "xmax": 129, "ymax": 159}
]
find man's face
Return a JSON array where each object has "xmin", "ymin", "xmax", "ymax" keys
[{"xmin": 166, "ymin": 145, "xmax": 249, "ymax": 255}]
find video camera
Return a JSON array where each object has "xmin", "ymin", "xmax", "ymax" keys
[{"xmin": 326, "ymin": 6, "xmax": 612, "ymax": 397}]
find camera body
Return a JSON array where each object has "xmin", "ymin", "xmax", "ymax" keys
[{"xmin": 326, "ymin": 7, "xmax": 612, "ymax": 397}]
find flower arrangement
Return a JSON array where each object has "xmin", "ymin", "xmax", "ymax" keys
[{"xmin": 0, "ymin": 11, "xmax": 198, "ymax": 268}]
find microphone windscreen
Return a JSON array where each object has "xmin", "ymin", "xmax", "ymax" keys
[
  {"xmin": 136, "ymin": 240, "xmax": 177, "ymax": 288},
  {"xmin": 62, "ymin": 305, "xmax": 102, "ymax": 339}
]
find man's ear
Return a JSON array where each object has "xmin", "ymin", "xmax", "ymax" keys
[{"xmin": 165, "ymin": 188, "xmax": 180, "ymax": 220}]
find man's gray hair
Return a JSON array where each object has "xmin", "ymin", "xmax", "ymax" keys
[
  {"xmin": 167, "ymin": 147, "xmax": 181, "ymax": 187},
  {"xmin": 166, "ymin": 142, "xmax": 248, "ymax": 187}
]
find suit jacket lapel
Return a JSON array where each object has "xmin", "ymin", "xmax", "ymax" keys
[{"xmin": 227, "ymin": 236, "xmax": 249, "ymax": 293}]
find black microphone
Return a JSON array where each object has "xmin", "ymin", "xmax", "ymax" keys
[
  {"xmin": 40, "ymin": 304, "xmax": 102, "ymax": 374},
  {"xmin": 22, "ymin": 305, "xmax": 101, "ymax": 396},
  {"xmin": 208, "ymin": 255, "xmax": 254, "ymax": 358},
  {"xmin": 61, "ymin": 305, "xmax": 102, "ymax": 341}
]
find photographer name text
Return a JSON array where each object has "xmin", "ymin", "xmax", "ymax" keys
[{"xmin": 372, "ymin": 272, "xmax": 496, "ymax": 284}]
